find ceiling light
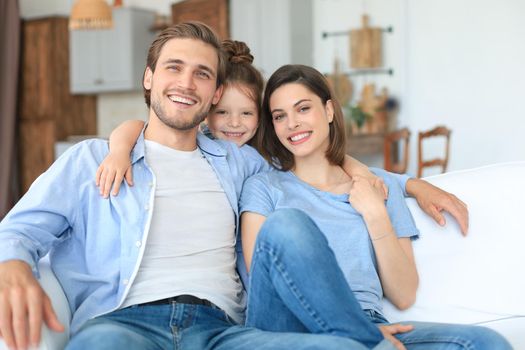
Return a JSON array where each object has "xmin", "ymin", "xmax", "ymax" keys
[{"xmin": 69, "ymin": 0, "xmax": 113, "ymax": 30}]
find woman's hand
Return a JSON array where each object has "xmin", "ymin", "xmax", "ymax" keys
[
  {"xmin": 95, "ymin": 153, "xmax": 133, "ymax": 198},
  {"xmin": 342, "ymin": 156, "xmax": 388, "ymax": 199},
  {"xmin": 379, "ymin": 323, "xmax": 413, "ymax": 350},
  {"xmin": 348, "ymin": 175, "xmax": 388, "ymax": 219}
]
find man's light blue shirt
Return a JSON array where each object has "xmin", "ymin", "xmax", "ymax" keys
[{"xmin": 0, "ymin": 132, "xmax": 269, "ymax": 335}]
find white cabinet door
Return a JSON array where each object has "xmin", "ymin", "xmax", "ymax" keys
[
  {"xmin": 70, "ymin": 7, "xmax": 154, "ymax": 94},
  {"xmin": 98, "ymin": 10, "xmax": 130, "ymax": 89},
  {"xmin": 70, "ymin": 29, "xmax": 101, "ymax": 90}
]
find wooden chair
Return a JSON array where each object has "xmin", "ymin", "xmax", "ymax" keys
[
  {"xmin": 384, "ymin": 128, "xmax": 411, "ymax": 174},
  {"xmin": 417, "ymin": 125, "xmax": 451, "ymax": 178}
]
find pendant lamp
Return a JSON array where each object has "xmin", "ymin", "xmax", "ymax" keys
[{"xmin": 69, "ymin": 0, "xmax": 113, "ymax": 30}]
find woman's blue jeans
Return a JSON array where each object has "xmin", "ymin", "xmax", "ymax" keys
[{"xmin": 245, "ymin": 209, "xmax": 512, "ymax": 350}]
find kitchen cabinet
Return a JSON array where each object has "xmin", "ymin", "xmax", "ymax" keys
[
  {"xmin": 70, "ymin": 7, "xmax": 155, "ymax": 93},
  {"xmin": 18, "ymin": 17, "xmax": 97, "ymax": 193}
]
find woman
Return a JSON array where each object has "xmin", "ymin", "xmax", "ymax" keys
[{"xmin": 239, "ymin": 64, "xmax": 511, "ymax": 349}]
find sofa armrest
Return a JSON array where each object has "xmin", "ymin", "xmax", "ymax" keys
[{"xmin": 0, "ymin": 259, "xmax": 71, "ymax": 350}]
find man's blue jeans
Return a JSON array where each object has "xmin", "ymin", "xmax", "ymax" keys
[
  {"xmin": 245, "ymin": 209, "xmax": 512, "ymax": 350},
  {"xmin": 66, "ymin": 303, "xmax": 391, "ymax": 349}
]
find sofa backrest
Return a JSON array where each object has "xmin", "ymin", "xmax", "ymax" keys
[{"xmin": 383, "ymin": 161, "xmax": 525, "ymax": 324}]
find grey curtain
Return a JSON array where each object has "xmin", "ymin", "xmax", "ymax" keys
[{"xmin": 0, "ymin": 0, "xmax": 20, "ymax": 218}]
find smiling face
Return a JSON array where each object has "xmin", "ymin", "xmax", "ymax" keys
[
  {"xmin": 269, "ymin": 83, "xmax": 334, "ymax": 161},
  {"xmin": 143, "ymin": 38, "xmax": 223, "ymax": 131},
  {"xmin": 206, "ymin": 85, "xmax": 259, "ymax": 146}
]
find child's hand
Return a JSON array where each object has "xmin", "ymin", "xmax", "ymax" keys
[
  {"xmin": 406, "ymin": 178, "xmax": 469, "ymax": 235},
  {"xmin": 378, "ymin": 323, "xmax": 413, "ymax": 350},
  {"xmin": 95, "ymin": 153, "xmax": 133, "ymax": 198}
]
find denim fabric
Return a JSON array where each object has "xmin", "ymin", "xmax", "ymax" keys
[
  {"xmin": 242, "ymin": 208, "xmax": 510, "ymax": 350},
  {"xmin": 245, "ymin": 209, "xmax": 389, "ymax": 349},
  {"xmin": 365, "ymin": 309, "xmax": 512, "ymax": 350},
  {"xmin": 66, "ymin": 303, "xmax": 383, "ymax": 350}
]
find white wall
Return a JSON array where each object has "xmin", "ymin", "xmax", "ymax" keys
[
  {"xmin": 404, "ymin": 0, "xmax": 525, "ymax": 174},
  {"xmin": 314, "ymin": 0, "xmax": 525, "ymax": 174},
  {"xmin": 313, "ymin": 0, "xmax": 407, "ymax": 168},
  {"xmin": 313, "ymin": 0, "xmax": 406, "ymax": 107}
]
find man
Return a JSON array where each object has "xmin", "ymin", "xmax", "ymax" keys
[{"xmin": 0, "ymin": 22, "xmax": 467, "ymax": 350}]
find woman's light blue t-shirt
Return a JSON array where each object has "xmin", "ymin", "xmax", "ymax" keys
[{"xmin": 239, "ymin": 167, "xmax": 419, "ymax": 315}]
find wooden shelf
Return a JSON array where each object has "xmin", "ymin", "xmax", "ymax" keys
[{"xmin": 346, "ymin": 133, "xmax": 384, "ymax": 156}]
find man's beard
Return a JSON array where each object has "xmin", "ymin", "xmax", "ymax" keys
[{"xmin": 151, "ymin": 98, "xmax": 210, "ymax": 131}]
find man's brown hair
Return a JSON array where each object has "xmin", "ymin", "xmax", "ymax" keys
[
  {"xmin": 143, "ymin": 21, "xmax": 226, "ymax": 108},
  {"xmin": 256, "ymin": 64, "xmax": 347, "ymax": 171}
]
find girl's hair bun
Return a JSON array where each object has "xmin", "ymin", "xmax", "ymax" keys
[{"xmin": 222, "ymin": 39, "xmax": 254, "ymax": 64}]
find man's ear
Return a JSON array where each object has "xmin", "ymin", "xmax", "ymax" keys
[
  {"xmin": 212, "ymin": 84, "xmax": 224, "ymax": 105},
  {"xmin": 326, "ymin": 99, "xmax": 335, "ymax": 123},
  {"xmin": 143, "ymin": 67, "xmax": 153, "ymax": 90}
]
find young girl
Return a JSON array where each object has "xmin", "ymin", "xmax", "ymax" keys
[
  {"xmin": 202, "ymin": 39, "xmax": 263, "ymax": 147},
  {"xmin": 238, "ymin": 64, "xmax": 510, "ymax": 349}
]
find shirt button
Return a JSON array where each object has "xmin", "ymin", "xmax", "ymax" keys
[
  {"xmin": 135, "ymin": 240, "xmax": 142, "ymax": 248},
  {"xmin": 123, "ymin": 279, "xmax": 129, "ymax": 285},
  {"xmin": 148, "ymin": 182, "xmax": 154, "ymax": 187},
  {"xmin": 144, "ymin": 205, "xmax": 149, "ymax": 211}
]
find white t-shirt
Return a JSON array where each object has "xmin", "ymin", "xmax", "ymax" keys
[{"xmin": 122, "ymin": 140, "xmax": 244, "ymax": 322}]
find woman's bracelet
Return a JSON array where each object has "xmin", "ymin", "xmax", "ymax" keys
[{"xmin": 371, "ymin": 232, "xmax": 393, "ymax": 241}]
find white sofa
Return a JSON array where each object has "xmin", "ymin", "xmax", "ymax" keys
[
  {"xmin": 384, "ymin": 161, "xmax": 525, "ymax": 348},
  {"xmin": 1, "ymin": 161, "xmax": 524, "ymax": 349}
]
